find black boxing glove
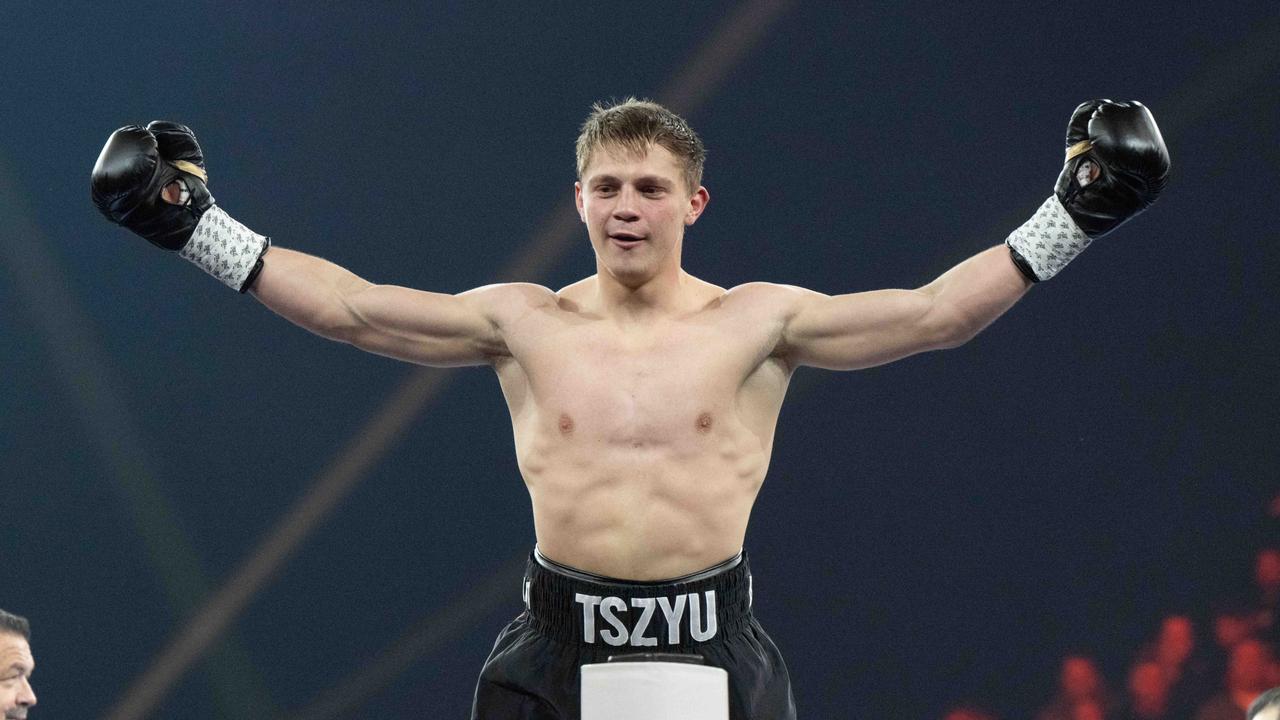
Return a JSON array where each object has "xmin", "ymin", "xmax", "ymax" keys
[
  {"xmin": 91, "ymin": 122, "xmax": 269, "ymax": 292},
  {"xmin": 1006, "ymin": 99, "xmax": 1170, "ymax": 281}
]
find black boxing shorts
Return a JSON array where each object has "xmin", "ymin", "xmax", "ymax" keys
[{"xmin": 470, "ymin": 548, "xmax": 797, "ymax": 720}]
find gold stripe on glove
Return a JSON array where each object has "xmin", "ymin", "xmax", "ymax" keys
[
  {"xmin": 171, "ymin": 160, "xmax": 208, "ymax": 183},
  {"xmin": 1065, "ymin": 139, "xmax": 1093, "ymax": 162}
]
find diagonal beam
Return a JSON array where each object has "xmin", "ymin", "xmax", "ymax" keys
[
  {"xmin": 280, "ymin": 554, "xmax": 528, "ymax": 720},
  {"xmin": 102, "ymin": 3, "xmax": 794, "ymax": 718},
  {"xmin": 0, "ymin": 155, "xmax": 274, "ymax": 716},
  {"xmin": 101, "ymin": 366, "xmax": 450, "ymax": 720}
]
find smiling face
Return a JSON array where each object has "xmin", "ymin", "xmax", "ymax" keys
[
  {"xmin": 0, "ymin": 632, "xmax": 35, "ymax": 719},
  {"xmin": 575, "ymin": 142, "xmax": 708, "ymax": 290}
]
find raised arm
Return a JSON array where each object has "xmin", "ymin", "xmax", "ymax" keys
[
  {"xmin": 779, "ymin": 245, "xmax": 1030, "ymax": 371},
  {"xmin": 89, "ymin": 120, "xmax": 518, "ymax": 367},
  {"xmin": 250, "ymin": 248, "xmax": 508, "ymax": 366},
  {"xmin": 779, "ymin": 98, "xmax": 1169, "ymax": 371}
]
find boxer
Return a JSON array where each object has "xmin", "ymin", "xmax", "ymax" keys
[{"xmin": 91, "ymin": 98, "xmax": 1169, "ymax": 719}]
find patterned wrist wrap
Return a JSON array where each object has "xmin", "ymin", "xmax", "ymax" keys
[
  {"xmin": 179, "ymin": 205, "xmax": 270, "ymax": 292},
  {"xmin": 1004, "ymin": 195, "xmax": 1091, "ymax": 281}
]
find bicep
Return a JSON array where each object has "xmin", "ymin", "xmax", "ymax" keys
[
  {"xmin": 780, "ymin": 286, "xmax": 957, "ymax": 371},
  {"xmin": 341, "ymin": 283, "xmax": 507, "ymax": 367}
]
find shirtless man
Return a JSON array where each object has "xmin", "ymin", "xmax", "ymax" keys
[{"xmin": 91, "ymin": 98, "xmax": 1169, "ymax": 719}]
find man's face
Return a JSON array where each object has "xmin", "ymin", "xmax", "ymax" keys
[
  {"xmin": 0, "ymin": 633, "xmax": 35, "ymax": 718},
  {"xmin": 575, "ymin": 143, "xmax": 708, "ymax": 289}
]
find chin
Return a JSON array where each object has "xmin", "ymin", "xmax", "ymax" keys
[
  {"xmin": 608, "ymin": 269, "xmax": 652, "ymax": 288},
  {"xmin": 604, "ymin": 261, "xmax": 659, "ymax": 288}
]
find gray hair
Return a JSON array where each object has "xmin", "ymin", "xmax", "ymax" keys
[{"xmin": 0, "ymin": 609, "xmax": 30, "ymax": 640}]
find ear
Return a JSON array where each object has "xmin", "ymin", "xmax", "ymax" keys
[
  {"xmin": 574, "ymin": 181, "xmax": 587, "ymax": 223},
  {"xmin": 684, "ymin": 186, "xmax": 710, "ymax": 226}
]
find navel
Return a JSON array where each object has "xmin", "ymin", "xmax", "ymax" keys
[
  {"xmin": 558, "ymin": 413, "xmax": 575, "ymax": 435},
  {"xmin": 696, "ymin": 412, "xmax": 714, "ymax": 433}
]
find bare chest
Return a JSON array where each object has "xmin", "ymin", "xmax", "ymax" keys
[{"xmin": 501, "ymin": 314, "xmax": 783, "ymax": 446}]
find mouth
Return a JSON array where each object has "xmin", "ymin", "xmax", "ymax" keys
[{"xmin": 608, "ymin": 232, "xmax": 646, "ymax": 249}]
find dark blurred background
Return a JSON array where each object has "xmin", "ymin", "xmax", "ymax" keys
[{"xmin": 2, "ymin": 2, "xmax": 1278, "ymax": 718}]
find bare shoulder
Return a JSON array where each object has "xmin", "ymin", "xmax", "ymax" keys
[
  {"xmin": 459, "ymin": 282, "xmax": 558, "ymax": 318},
  {"xmin": 719, "ymin": 281, "xmax": 823, "ymax": 319}
]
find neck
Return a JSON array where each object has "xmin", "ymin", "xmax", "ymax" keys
[{"xmin": 594, "ymin": 264, "xmax": 690, "ymax": 320}]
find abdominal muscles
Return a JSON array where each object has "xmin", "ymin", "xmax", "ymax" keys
[{"xmin": 517, "ymin": 405, "xmax": 771, "ymax": 581}]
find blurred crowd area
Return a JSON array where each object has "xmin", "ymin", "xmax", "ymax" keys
[{"xmin": 940, "ymin": 539, "xmax": 1280, "ymax": 720}]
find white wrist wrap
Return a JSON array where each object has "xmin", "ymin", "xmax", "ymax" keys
[
  {"xmin": 1005, "ymin": 195, "xmax": 1091, "ymax": 281},
  {"xmin": 179, "ymin": 205, "xmax": 270, "ymax": 291}
]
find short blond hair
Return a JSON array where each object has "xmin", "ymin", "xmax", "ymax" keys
[{"xmin": 575, "ymin": 98, "xmax": 706, "ymax": 193}]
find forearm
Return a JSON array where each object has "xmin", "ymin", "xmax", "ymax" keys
[
  {"xmin": 919, "ymin": 244, "xmax": 1032, "ymax": 345},
  {"xmin": 249, "ymin": 247, "xmax": 373, "ymax": 341}
]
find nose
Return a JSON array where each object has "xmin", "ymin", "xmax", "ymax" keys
[
  {"xmin": 611, "ymin": 186, "xmax": 640, "ymax": 222},
  {"xmin": 18, "ymin": 676, "xmax": 35, "ymax": 706}
]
